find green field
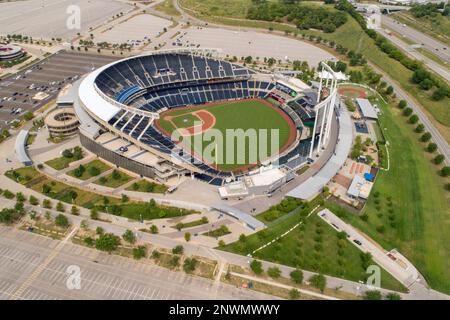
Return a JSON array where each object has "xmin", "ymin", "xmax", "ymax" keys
[
  {"xmin": 179, "ymin": 0, "xmax": 450, "ymax": 142},
  {"xmin": 324, "ymin": 91, "xmax": 450, "ymax": 294},
  {"xmin": 67, "ymin": 159, "xmax": 111, "ymax": 180},
  {"xmin": 157, "ymin": 99, "xmax": 294, "ymax": 171},
  {"xmin": 221, "ymin": 197, "xmax": 406, "ymax": 292}
]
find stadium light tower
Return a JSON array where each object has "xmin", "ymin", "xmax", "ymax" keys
[{"xmin": 308, "ymin": 62, "xmax": 338, "ymax": 159}]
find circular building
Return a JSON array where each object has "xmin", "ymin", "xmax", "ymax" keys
[
  {"xmin": 45, "ymin": 107, "xmax": 79, "ymax": 137},
  {"xmin": 74, "ymin": 49, "xmax": 338, "ymax": 188},
  {"xmin": 0, "ymin": 44, "xmax": 25, "ymax": 61}
]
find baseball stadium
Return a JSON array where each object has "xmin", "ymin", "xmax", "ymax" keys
[{"xmin": 75, "ymin": 48, "xmax": 341, "ymax": 198}]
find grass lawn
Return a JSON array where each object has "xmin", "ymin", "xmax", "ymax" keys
[
  {"xmin": 174, "ymin": 217, "xmax": 209, "ymax": 229},
  {"xmin": 5, "ymin": 169, "xmax": 197, "ymax": 221},
  {"xmin": 93, "ymin": 170, "xmax": 133, "ymax": 188},
  {"xmin": 221, "ymin": 196, "xmax": 406, "ymax": 292},
  {"xmin": 154, "ymin": 0, "xmax": 181, "ymax": 17},
  {"xmin": 157, "ymin": 99, "xmax": 294, "ymax": 171},
  {"xmin": 203, "ymin": 225, "xmax": 231, "ymax": 238},
  {"xmin": 5, "ymin": 167, "xmax": 42, "ymax": 185},
  {"xmin": 67, "ymin": 159, "xmax": 111, "ymax": 180},
  {"xmin": 46, "ymin": 156, "xmax": 78, "ymax": 170},
  {"xmin": 125, "ymin": 179, "xmax": 168, "ymax": 193},
  {"xmin": 325, "ymin": 92, "xmax": 450, "ymax": 294}
]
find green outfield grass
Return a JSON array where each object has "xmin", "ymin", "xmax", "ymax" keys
[{"xmin": 156, "ymin": 99, "xmax": 294, "ymax": 171}]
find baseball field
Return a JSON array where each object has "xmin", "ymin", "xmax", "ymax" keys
[{"xmin": 155, "ymin": 99, "xmax": 296, "ymax": 172}]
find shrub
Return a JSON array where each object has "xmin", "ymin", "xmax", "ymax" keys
[
  {"xmin": 71, "ymin": 205, "xmax": 79, "ymax": 215},
  {"xmin": 289, "ymin": 288, "xmax": 300, "ymax": 300},
  {"xmin": 172, "ymin": 245, "xmax": 184, "ymax": 255},
  {"xmin": 90, "ymin": 208, "xmax": 99, "ymax": 220},
  {"xmin": 290, "ymin": 269, "xmax": 304, "ymax": 284},
  {"xmin": 122, "ymin": 229, "xmax": 136, "ymax": 244},
  {"xmin": 385, "ymin": 292, "xmax": 401, "ymax": 300},
  {"xmin": 3, "ymin": 190, "xmax": 15, "ymax": 199},
  {"xmin": 56, "ymin": 202, "xmax": 65, "ymax": 212},
  {"xmin": 95, "ymin": 233, "xmax": 120, "ymax": 253},
  {"xmin": 250, "ymin": 260, "xmax": 263, "ymax": 275},
  {"xmin": 267, "ymin": 267, "xmax": 281, "ymax": 279},
  {"xmin": 133, "ymin": 246, "xmax": 146, "ymax": 260},
  {"xmin": 309, "ymin": 274, "xmax": 326, "ymax": 292},
  {"xmin": 183, "ymin": 257, "xmax": 197, "ymax": 273},
  {"xmin": 29, "ymin": 195, "xmax": 39, "ymax": 206},
  {"xmin": 55, "ymin": 214, "xmax": 69, "ymax": 227},
  {"xmin": 364, "ymin": 290, "xmax": 382, "ymax": 300}
]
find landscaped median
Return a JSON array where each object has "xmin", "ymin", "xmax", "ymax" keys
[{"xmin": 4, "ymin": 166, "xmax": 198, "ymax": 221}]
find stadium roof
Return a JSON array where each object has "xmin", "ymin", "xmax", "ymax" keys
[
  {"xmin": 356, "ymin": 98, "xmax": 378, "ymax": 119},
  {"xmin": 211, "ymin": 204, "xmax": 265, "ymax": 231},
  {"xmin": 73, "ymin": 79, "xmax": 101, "ymax": 138},
  {"xmin": 78, "ymin": 63, "xmax": 121, "ymax": 122},
  {"xmin": 286, "ymin": 100, "xmax": 353, "ymax": 199},
  {"xmin": 15, "ymin": 130, "xmax": 32, "ymax": 166}
]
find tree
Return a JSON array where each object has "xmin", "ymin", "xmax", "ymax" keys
[
  {"xmin": 133, "ymin": 246, "xmax": 146, "ymax": 260},
  {"xmin": 409, "ymin": 114, "xmax": 419, "ymax": 124},
  {"xmin": 88, "ymin": 166, "xmax": 100, "ymax": 176},
  {"xmin": 403, "ymin": 108, "xmax": 413, "ymax": 117},
  {"xmin": 71, "ymin": 205, "xmax": 79, "ymax": 215},
  {"xmin": 218, "ymin": 240, "xmax": 226, "ymax": 247},
  {"xmin": 309, "ymin": 274, "xmax": 326, "ymax": 292},
  {"xmin": 122, "ymin": 229, "xmax": 136, "ymax": 244},
  {"xmin": 290, "ymin": 269, "xmax": 304, "ymax": 284},
  {"xmin": 96, "ymin": 226, "xmax": 104, "ymax": 235},
  {"xmin": 250, "ymin": 260, "xmax": 263, "ymax": 275},
  {"xmin": 55, "ymin": 214, "xmax": 69, "ymax": 228},
  {"xmin": 56, "ymin": 202, "xmax": 65, "ymax": 212},
  {"xmin": 111, "ymin": 170, "xmax": 121, "ymax": 180},
  {"xmin": 150, "ymin": 224, "xmax": 158, "ymax": 234},
  {"xmin": 172, "ymin": 245, "xmax": 184, "ymax": 255},
  {"xmin": 364, "ymin": 290, "xmax": 382, "ymax": 300},
  {"xmin": 289, "ymin": 288, "xmax": 300, "ymax": 300},
  {"xmin": 385, "ymin": 85, "xmax": 394, "ymax": 95},
  {"xmin": 183, "ymin": 257, "xmax": 197, "ymax": 273},
  {"xmin": 415, "ymin": 124, "xmax": 425, "ymax": 133},
  {"xmin": 267, "ymin": 267, "xmax": 281, "ymax": 278},
  {"xmin": 90, "ymin": 208, "xmax": 99, "ymax": 220},
  {"xmin": 184, "ymin": 232, "xmax": 191, "ymax": 242},
  {"xmin": 434, "ymin": 154, "xmax": 445, "ymax": 165},
  {"xmin": 121, "ymin": 194, "xmax": 129, "ymax": 203},
  {"xmin": 441, "ymin": 166, "xmax": 450, "ymax": 177},
  {"xmin": 427, "ymin": 143, "xmax": 437, "ymax": 153},
  {"xmin": 16, "ymin": 192, "xmax": 25, "ymax": 202},
  {"xmin": 29, "ymin": 195, "xmax": 39, "ymax": 206},
  {"xmin": 421, "ymin": 132, "xmax": 432, "ymax": 142},
  {"xmin": 95, "ymin": 233, "xmax": 120, "ymax": 253},
  {"xmin": 397, "ymin": 100, "xmax": 407, "ymax": 109}
]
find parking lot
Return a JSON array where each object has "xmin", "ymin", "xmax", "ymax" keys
[
  {"xmin": 0, "ymin": 51, "xmax": 119, "ymax": 129},
  {"xmin": 0, "ymin": 227, "xmax": 273, "ymax": 300}
]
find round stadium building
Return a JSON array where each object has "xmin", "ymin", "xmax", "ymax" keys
[{"xmin": 74, "ymin": 49, "xmax": 340, "ymax": 192}]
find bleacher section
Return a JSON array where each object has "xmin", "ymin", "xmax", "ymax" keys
[{"xmin": 93, "ymin": 51, "xmax": 312, "ymax": 186}]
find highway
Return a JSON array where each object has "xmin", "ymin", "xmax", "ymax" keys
[{"xmin": 382, "ymin": 15, "xmax": 450, "ymax": 64}]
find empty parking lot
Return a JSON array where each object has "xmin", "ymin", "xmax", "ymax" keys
[{"xmin": 0, "ymin": 227, "xmax": 274, "ymax": 300}]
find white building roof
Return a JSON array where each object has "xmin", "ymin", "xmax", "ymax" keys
[
  {"xmin": 287, "ymin": 100, "xmax": 353, "ymax": 199},
  {"xmin": 356, "ymin": 98, "xmax": 378, "ymax": 119},
  {"xmin": 347, "ymin": 175, "xmax": 373, "ymax": 199},
  {"xmin": 15, "ymin": 130, "xmax": 32, "ymax": 165}
]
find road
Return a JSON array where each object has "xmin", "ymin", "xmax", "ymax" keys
[
  {"xmin": 317, "ymin": 209, "xmax": 450, "ymax": 300},
  {"xmin": 0, "ymin": 226, "xmax": 275, "ymax": 300},
  {"xmin": 377, "ymin": 29, "xmax": 450, "ymax": 82},
  {"xmin": 382, "ymin": 15, "xmax": 450, "ymax": 64}
]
